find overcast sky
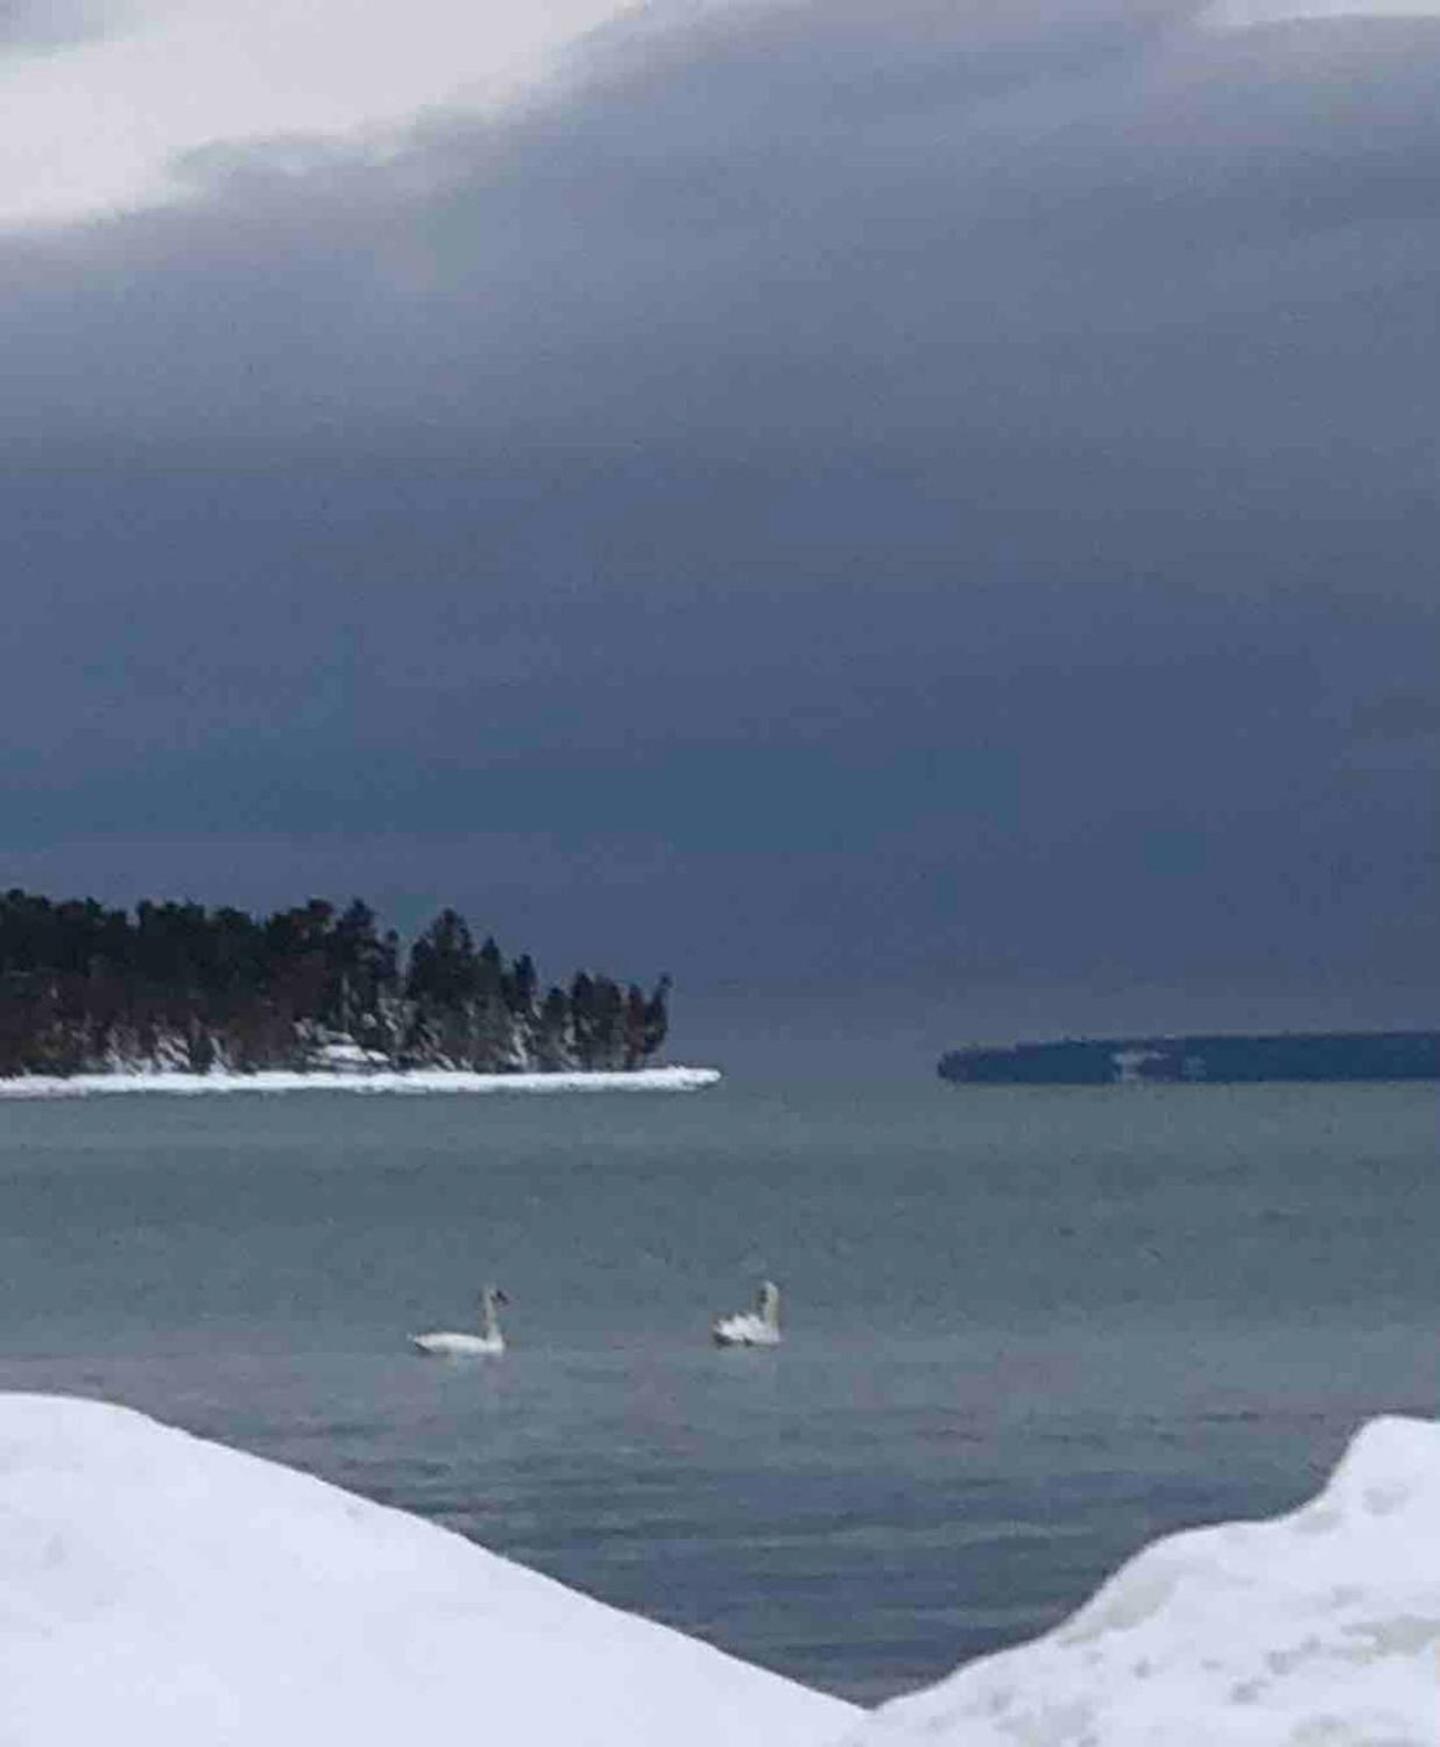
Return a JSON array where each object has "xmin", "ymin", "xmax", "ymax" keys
[{"xmin": 2, "ymin": 0, "xmax": 1437, "ymax": 1060}]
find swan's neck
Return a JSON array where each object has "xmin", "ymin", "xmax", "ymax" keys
[
  {"xmin": 761, "ymin": 1287, "xmax": 780, "ymax": 1331},
  {"xmin": 481, "ymin": 1297, "xmax": 501, "ymax": 1338}
]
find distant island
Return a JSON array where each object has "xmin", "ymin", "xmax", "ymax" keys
[
  {"xmin": 0, "ymin": 889, "xmax": 670, "ymax": 1079},
  {"xmin": 938, "ymin": 1031, "xmax": 1440, "ymax": 1086}
]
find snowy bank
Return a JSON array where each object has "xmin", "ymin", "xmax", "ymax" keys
[
  {"xmin": 0, "ymin": 1394, "xmax": 850, "ymax": 1747},
  {"xmin": 0, "ymin": 1065, "xmax": 721, "ymax": 1099},
  {"xmin": 847, "ymin": 1414, "xmax": 1440, "ymax": 1747}
]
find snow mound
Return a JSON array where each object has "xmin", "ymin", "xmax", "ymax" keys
[
  {"xmin": 847, "ymin": 1414, "xmax": 1440, "ymax": 1747},
  {"xmin": 0, "ymin": 1394, "xmax": 849, "ymax": 1747},
  {"xmin": 0, "ymin": 1065, "xmax": 721, "ymax": 1098}
]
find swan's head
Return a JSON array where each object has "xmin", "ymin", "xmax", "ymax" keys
[{"xmin": 481, "ymin": 1285, "xmax": 510, "ymax": 1308}]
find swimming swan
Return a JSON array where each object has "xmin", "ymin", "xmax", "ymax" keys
[
  {"xmin": 712, "ymin": 1279, "xmax": 781, "ymax": 1347},
  {"xmin": 411, "ymin": 1285, "xmax": 509, "ymax": 1356}
]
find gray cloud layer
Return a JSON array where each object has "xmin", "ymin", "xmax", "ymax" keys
[
  {"xmin": 0, "ymin": 0, "xmax": 123, "ymax": 49},
  {"xmin": 2, "ymin": 1, "xmax": 1436, "ymax": 1039}
]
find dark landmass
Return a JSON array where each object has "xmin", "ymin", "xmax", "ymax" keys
[
  {"xmin": 0, "ymin": 889, "xmax": 668, "ymax": 1078},
  {"xmin": 938, "ymin": 1031, "xmax": 1440, "ymax": 1087}
]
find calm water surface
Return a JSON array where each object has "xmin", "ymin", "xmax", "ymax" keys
[{"xmin": 0, "ymin": 1077, "xmax": 1435, "ymax": 1702}]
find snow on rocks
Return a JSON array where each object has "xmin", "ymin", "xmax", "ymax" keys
[
  {"xmin": 0, "ymin": 1394, "xmax": 849, "ymax": 1747},
  {"xmin": 0, "ymin": 1065, "xmax": 721, "ymax": 1098},
  {"xmin": 846, "ymin": 1414, "xmax": 1440, "ymax": 1747}
]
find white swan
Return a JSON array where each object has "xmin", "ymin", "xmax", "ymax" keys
[
  {"xmin": 411, "ymin": 1285, "xmax": 509, "ymax": 1357},
  {"xmin": 712, "ymin": 1279, "xmax": 781, "ymax": 1347}
]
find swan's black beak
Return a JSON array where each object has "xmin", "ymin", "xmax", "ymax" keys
[{"xmin": 493, "ymin": 1289, "xmax": 510, "ymax": 1305}]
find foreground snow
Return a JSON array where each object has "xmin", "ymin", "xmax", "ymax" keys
[
  {"xmin": 11, "ymin": 1394, "xmax": 1437, "ymax": 1747},
  {"xmin": 0, "ymin": 1065, "xmax": 721, "ymax": 1099},
  {"xmin": 847, "ymin": 1414, "xmax": 1440, "ymax": 1747},
  {"xmin": 0, "ymin": 1394, "xmax": 850, "ymax": 1747}
]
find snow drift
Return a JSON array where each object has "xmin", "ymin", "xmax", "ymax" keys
[
  {"xmin": 9, "ymin": 1396, "xmax": 1438, "ymax": 1747},
  {"xmin": 0, "ymin": 1065, "xmax": 721, "ymax": 1098},
  {"xmin": 847, "ymin": 1414, "xmax": 1440, "ymax": 1747},
  {"xmin": 0, "ymin": 1394, "xmax": 849, "ymax": 1747}
]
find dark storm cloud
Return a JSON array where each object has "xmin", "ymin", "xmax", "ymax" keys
[
  {"xmin": 1, "ymin": 0, "xmax": 1437, "ymax": 1025},
  {"xmin": 8, "ymin": 1, "xmax": 1440, "ymax": 455}
]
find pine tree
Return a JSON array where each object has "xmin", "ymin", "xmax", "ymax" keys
[
  {"xmin": 624, "ymin": 984, "xmax": 648, "ymax": 1070},
  {"xmin": 642, "ymin": 975, "xmax": 671, "ymax": 1063},
  {"xmin": 472, "ymin": 935, "xmax": 516, "ymax": 1069},
  {"xmin": 590, "ymin": 976, "xmax": 625, "ymax": 1071},
  {"xmin": 0, "ymin": 889, "xmax": 673, "ymax": 1078},
  {"xmin": 569, "ymin": 972, "xmax": 597, "ymax": 1069},
  {"xmin": 534, "ymin": 986, "xmax": 572, "ymax": 1070}
]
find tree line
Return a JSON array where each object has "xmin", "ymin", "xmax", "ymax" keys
[{"xmin": 0, "ymin": 889, "xmax": 670, "ymax": 1078}]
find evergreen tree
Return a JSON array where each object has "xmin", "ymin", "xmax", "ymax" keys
[
  {"xmin": 0, "ymin": 889, "xmax": 673, "ymax": 1078},
  {"xmin": 569, "ymin": 972, "xmax": 597, "ymax": 1069},
  {"xmin": 472, "ymin": 935, "xmax": 516, "ymax": 1070},
  {"xmin": 624, "ymin": 984, "xmax": 648, "ymax": 1070},
  {"xmin": 642, "ymin": 975, "xmax": 671, "ymax": 1062},
  {"xmin": 534, "ymin": 986, "xmax": 572, "ymax": 1071},
  {"xmin": 590, "ymin": 976, "xmax": 626, "ymax": 1071},
  {"xmin": 507, "ymin": 952, "xmax": 538, "ymax": 1019}
]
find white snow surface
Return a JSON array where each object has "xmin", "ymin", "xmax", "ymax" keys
[
  {"xmin": 847, "ymin": 1414, "xmax": 1440, "ymax": 1747},
  {"xmin": 0, "ymin": 1393, "xmax": 852, "ymax": 1747},
  {"xmin": 1203, "ymin": 0, "xmax": 1440, "ymax": 24},
  {"xmin": 0, "ymin": 1065, "xmax": 721, "ymax": 1098}
]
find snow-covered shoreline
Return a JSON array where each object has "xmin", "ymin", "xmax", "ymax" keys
[
  {"xmin": 3, "ymin": 1394, "xmax": 1439, "ymax": 1743},
  {"xmin": 849, "ymin": 1414, "xmax": 1440, "ymax": 1747},
  {"xmin": 0, "ymin": 1064, "xmax": 721, "ymax": 1099}
]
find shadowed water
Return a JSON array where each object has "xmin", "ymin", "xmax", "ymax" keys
[{"xmin": 0, "ymin": 1077, "xmax": 1434, "ymax": 1702}]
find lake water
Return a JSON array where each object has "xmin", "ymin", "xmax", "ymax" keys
[{"xmin": 0, "ymin": 1076, "xmax": 1435, "ymax": 1704}]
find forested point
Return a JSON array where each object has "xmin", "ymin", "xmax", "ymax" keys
[{"xmin": 0, "ymin": 890, "xmax": 670, "ymax": 1078}]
